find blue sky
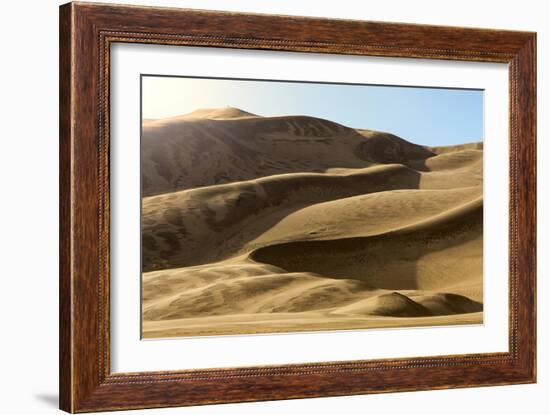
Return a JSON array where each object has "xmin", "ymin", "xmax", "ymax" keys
[{"xmin": 142, "ymin": 75, "xmax": 483, "ymax": 146}]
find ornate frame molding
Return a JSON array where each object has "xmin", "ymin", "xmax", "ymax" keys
[{"xmin": 60, "ymin": 2, "xmax": 536, "ymax": 412}]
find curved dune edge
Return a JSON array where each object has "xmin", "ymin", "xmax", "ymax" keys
[{"xmin": 249, "ymin": 196, "xmax": 482, "ymax": 289}]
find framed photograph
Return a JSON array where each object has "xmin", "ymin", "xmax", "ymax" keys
[{"xmin": 59, "ymin": 2, "xmax": 536, "ymax": 412}]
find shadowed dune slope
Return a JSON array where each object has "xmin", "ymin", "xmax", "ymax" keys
[
  {"xmin": 250, "ymin": 197, "xmax": 482, "ymax": 297},
  {"xmin": 142, "ymin": 113, "xmax": 369, "ymax": 195},
  {"xmin": 356, "ymin": 129, "xmax": 435, "ymax": 166},
  {"xmin": 141, "ymin": 108, "xmax": 484, "ymax": 337},
  {"xmin": 141, "ymin": 111, "xmax": 446, "ymax": 196}
]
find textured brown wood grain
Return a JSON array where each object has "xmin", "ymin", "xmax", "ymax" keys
[
  {"xmin": 59, "ymin": 2, "xmax": 536, "ymax": 413},
  {"xmin": 59, "ymin": 3, "xmax": 73, "ymax": 411}
]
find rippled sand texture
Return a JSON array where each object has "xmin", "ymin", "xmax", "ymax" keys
[{"xmin": 141, "ymin": 108, "xmax": 483, "ymax": 338}]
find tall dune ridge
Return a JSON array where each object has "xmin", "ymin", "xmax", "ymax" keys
[{"xmin": 141, "ymin": 107, "xmax": 483, "ymax": 338}]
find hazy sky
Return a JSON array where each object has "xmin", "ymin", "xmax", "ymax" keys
[{"xmin": 142, "ymin": 75, "xmax": 483, "ymax": 146}]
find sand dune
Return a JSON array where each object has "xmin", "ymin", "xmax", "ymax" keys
[
  {"xmin": 178, "ymin": 107, "xmax": 259, "ymax": 120},
  {"xmin": 141, "ymin": 114, "xmax": 372, "ymax": 196},
  {"xmin": 424, "ymin": 149, "xmax": 482, "ymax": 171},
  {"xmin": 141, "ymin": 114, "xmax": 451, "ymax": 196},
  {"xmin": 250, "ymin": 187, "xmax": 481, "ymax": 245},
  {"xmin": 428, "ymin": 141, "xmax": 483, "ymax": 155},
  {"xmin": 141, "ymin": 108, "xmax": 483, "ymax": 338},
  {"xmin": 142, "ymin": 164, "xmax": 423, "ymax": 270},
  {"xmin": 356, "ymin": 129, "xmax": 435, "ymax": 166},
  {"xmin": 334, "ymin": 291, "xmax": 481, "ymax": 317},
  {"xmin": 251, "ymin": 197, "xmax": 482, "ymax": 298}
]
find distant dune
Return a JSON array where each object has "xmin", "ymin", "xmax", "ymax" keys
[
  {"xmin": 178, "ymin": 107, "xmax": 259, "ymax": 119},
  {"xmin": 141, "ymin": 108, "xmax": 483, "ymax": 338},
  {"xmin": 427, "ymin": 141, "xmax": 483, "ymax": 155}
]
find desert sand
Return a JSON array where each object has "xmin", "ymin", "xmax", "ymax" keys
[{"xmin": 141, "ymin": 108, "xmax": 483, "ymax": 338}]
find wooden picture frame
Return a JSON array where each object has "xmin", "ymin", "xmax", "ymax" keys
[{"xmin": 59, "ymin": 2, "xmax": 536, "ymax": 412}]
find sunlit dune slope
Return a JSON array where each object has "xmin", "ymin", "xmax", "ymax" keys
[{"xmin": 141, "ymin": 110, "xmax": 444, "ymax": 196}]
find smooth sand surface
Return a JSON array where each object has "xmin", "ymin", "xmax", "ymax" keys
[{"xmin": 141, "ymin": 108, "xmax": 483, "ymax": 338}]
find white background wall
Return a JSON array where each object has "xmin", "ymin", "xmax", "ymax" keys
[{"xmin": 0, "ymin": 0, "xmax": 546, "ymax": 414}]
